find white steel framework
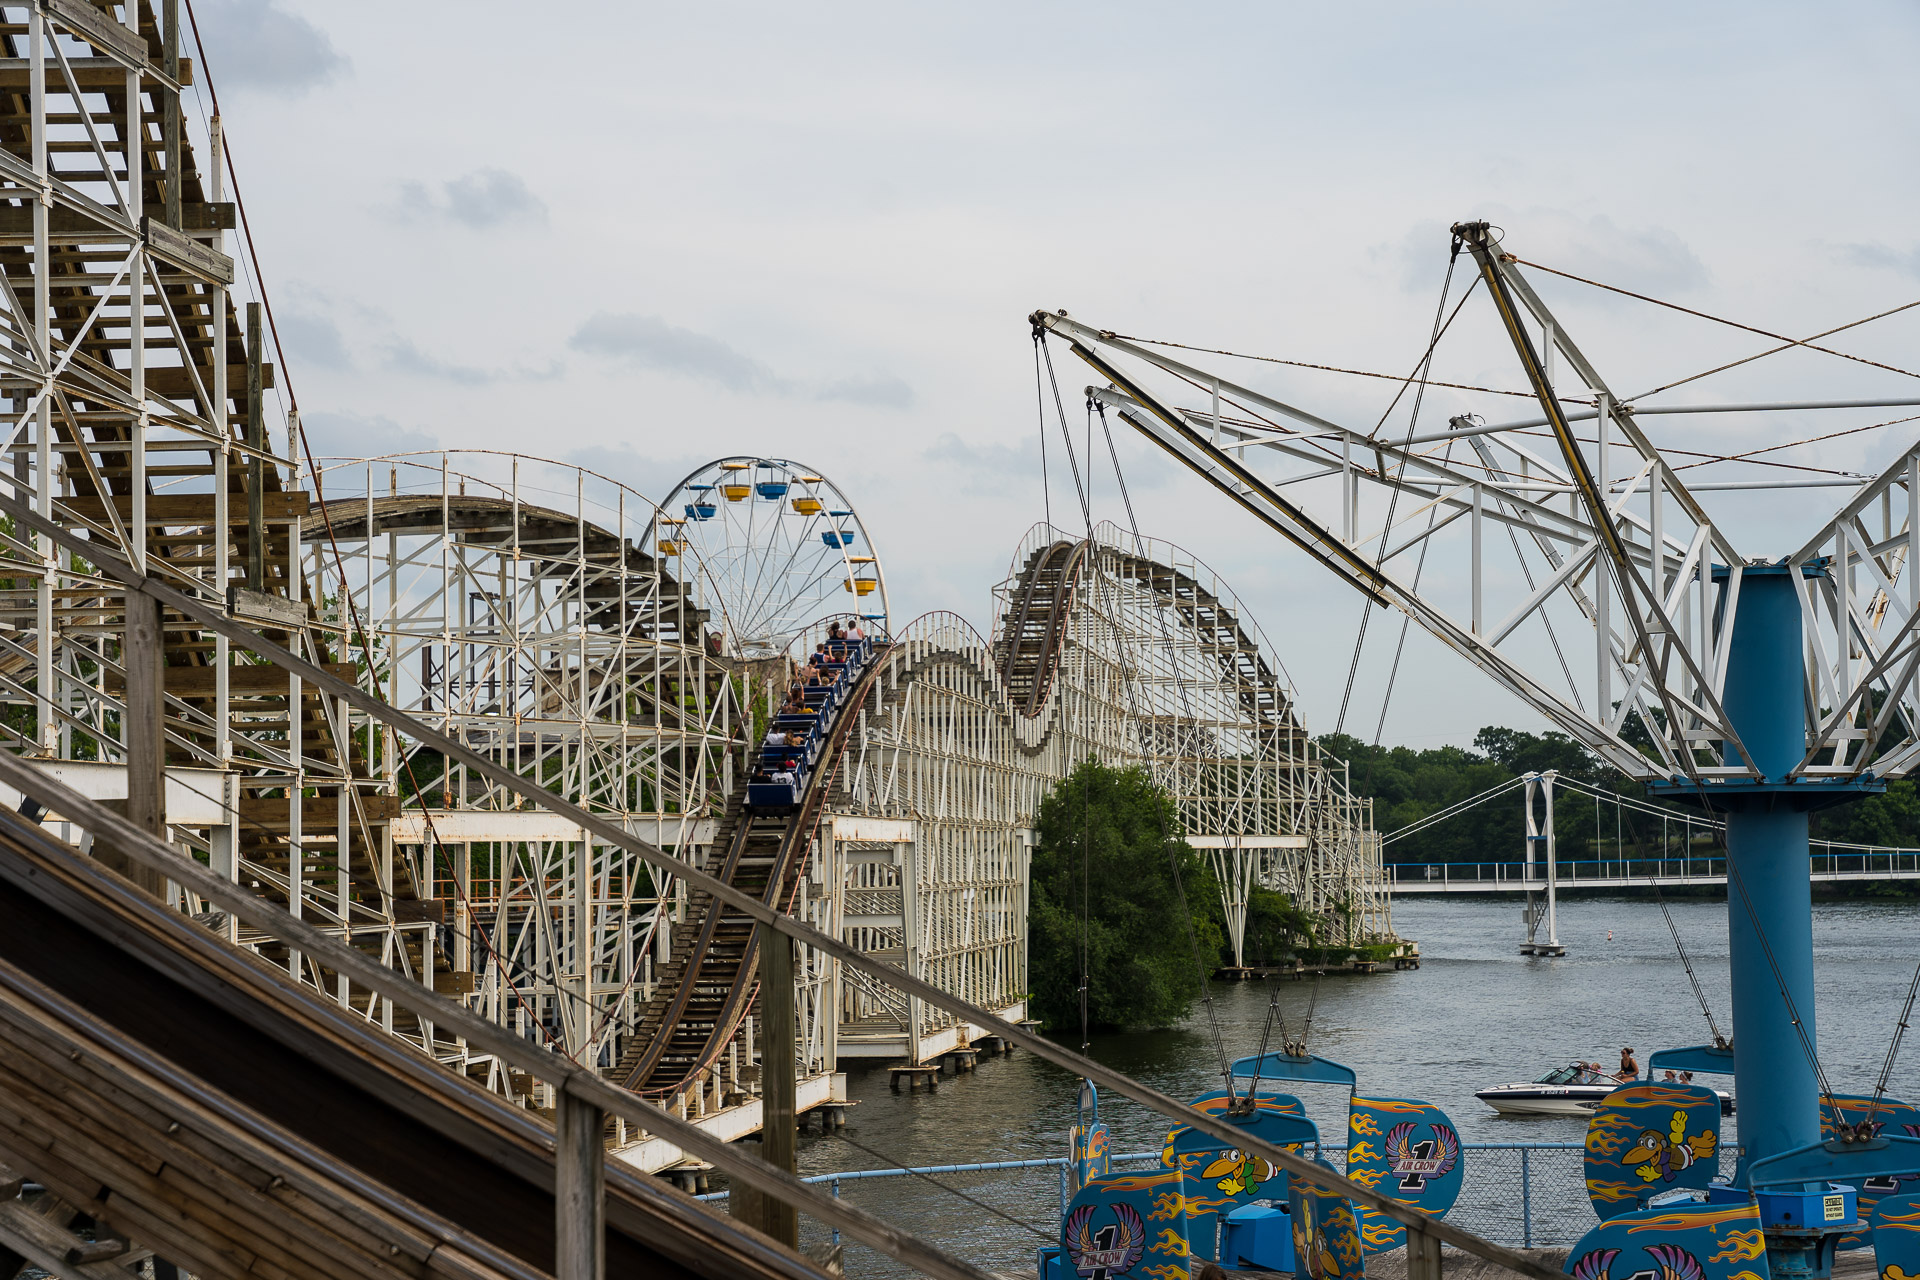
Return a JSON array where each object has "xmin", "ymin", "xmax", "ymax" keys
[
  {"xmin": 826, "ymin": 522, "xmax": 1393, "ymax": 1057},
  {"xmin": 1033, "ymin": 251, "xmax": 1920, "ymax": 791}
]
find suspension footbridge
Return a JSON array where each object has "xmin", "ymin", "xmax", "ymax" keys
[{"xmin": 1383, "ymin": 771, "xmax": 1920, "ymax": 894}]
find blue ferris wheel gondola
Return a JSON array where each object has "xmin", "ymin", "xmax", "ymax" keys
[
  {"xmin": 822, "ymin": 530, "xmax": 858, "ymax": 549},
  {"xmin": 755, "ymin": 463, "xmax": 789, "ymax": 501},
  {"xmin": 684, "ymin": 502, "xmax": 717, "ymax": 520}
]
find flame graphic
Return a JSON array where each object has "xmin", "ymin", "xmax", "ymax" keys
[
  {"xmin": 1588, "ymin": 1111, "xmax": 1637, "ymax": 1157},
  {"xmin": 1138, "ymin": 1265, "xmax": 1189, "ymax": 1280},
  {"xmin": 1330, "ymin": 1205, "xmax": 1365, "ymax": 1266},
  {"xmin": 1616, "ymin": 1084, "xmax": 1715, "ymax": 1106},
  {"xmin": 1879, "ymin": 1207, "xmax": 1920, "ymax": 1231},
  {"xmin": 1148, "ymin": 1189, "xmax": 1239, "ymax": 1221},
  {"xmin": 1107, "ymin": 1172, "xmax": 1185, "ymax": 1193},
  {"xmin": 1349, "ymin": 1141, "xmax": 1380, "ymax": 1163},
  {"xmin": 1356, "ymin": 1097, "xmax": 1434, "ymax": 1115},
  {"xmin": 1152, "ymin": 1227, "xmax": 1191, "ymax": 1257},
  {"xmin": 1587, "ymin": 1178, "xmax": 1646, "ymax": 1204},
  {"xmin": 1360, "ymin": 1215, "xmax": 1402, "ymax": 1248},
  {"xmin": 1708, "ymin": 1228, "xmax": 1767, "ymax": 1263},
  {"xmin": 1623, "ymin": 1207, "xmax": 1764, "ymax": 1233},
  {"xmin": 1727, "ymin": 1270, "xmax": 1766, "ymax": 1280},
  {"xmin": 1350, "ymin": 1114, "xmax": 1382, "ymax": 1137}
]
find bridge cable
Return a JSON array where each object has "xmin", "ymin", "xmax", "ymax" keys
[
  {"xmin": 1334, "ymin": 239, "xmax": 1463, "ymax": 736},
  {"xmin": 1039, "ymin": 338, "xmax": 1237, "ymax": 1097}
]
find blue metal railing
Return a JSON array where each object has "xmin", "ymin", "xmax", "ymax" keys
[{"xmin": 1390, "ymin": 847, "xmax": 1920, "ymax": 887}]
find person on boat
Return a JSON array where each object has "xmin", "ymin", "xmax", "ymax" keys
[
  {"xmin": 1619, "ymin": 1047, "xmax": 1640, "ymax": 1080},
  {"xmin": 1679, "ymin": 1071, "xmax": 1695, "ymax": 1085},
  {"xmin": 1662, "ymin": 1070, "xmax": 1678, "ymax": 1083}
]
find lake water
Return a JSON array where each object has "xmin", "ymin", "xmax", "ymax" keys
[{"xmin": 782, "ymin": 895, "xmax": 1920, "ymax": 1274}]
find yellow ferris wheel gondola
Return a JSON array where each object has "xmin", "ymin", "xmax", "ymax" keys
[{"xmin": 657, "ymin": 457, "xmax": 889, "ymax": 658}]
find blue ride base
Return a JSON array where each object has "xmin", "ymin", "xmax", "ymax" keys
[{"xmin": 1649, "ymin": 564, "xmax": 1887, "ymax": 1280}]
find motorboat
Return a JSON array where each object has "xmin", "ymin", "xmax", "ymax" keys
[{"xmin": 1475, "ymin": 1062, "xmax": 1735, "ymax": 1117}]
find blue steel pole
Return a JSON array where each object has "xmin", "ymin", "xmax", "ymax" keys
[{"xmin": 1716, "ymin": 568, "xmax": 1822, "ymax": 1177}]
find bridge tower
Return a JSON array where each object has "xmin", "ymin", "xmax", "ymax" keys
[{"xmin": 1519, "ymin": 771, "xmax": 1565, "ymax": 956}]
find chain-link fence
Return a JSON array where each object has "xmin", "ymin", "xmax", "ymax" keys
[
  {"xmin": 707, "ymin": 1141, "xmax": 1629, "ymax": 1274},
  {"xmin": 1246, "ymin": 1141, "xmax": 1595, "ymax": 1248}
]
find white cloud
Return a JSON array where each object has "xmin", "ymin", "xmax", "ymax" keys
[
  {"xmin": 395, "ymin": 169, "xmax": 547, "ymax": 230},
  {"xmin": 193, "ymin": 0, "xmax": 347, "ymax": 97},
  {"xmin": 243, "ymin": 0, "xmax": 1920, "ymax": 749},
  {"xmin": 570, "ymin": 313, "xmax": 914, "ymax": 409}
]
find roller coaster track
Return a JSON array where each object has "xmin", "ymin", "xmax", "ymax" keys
[
  {"xmin": 0, "ymin": 776, "xmax": 813, "ymax": 1280},
  {"xmin": 615, "ymin": 648, "xmax": 893, "ymax": 1095},
  {"xmin": 993, "ymin": 536, "xmax": 1302, "ymax": 740},
  {"xmin": 993, "ymin": 539, "xmax": 1089, "ymax": 717}
]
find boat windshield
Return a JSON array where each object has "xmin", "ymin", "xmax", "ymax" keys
[{"xmin": 1533, "ymin": 1066, "xmax": 1580, "ymax": 1085}]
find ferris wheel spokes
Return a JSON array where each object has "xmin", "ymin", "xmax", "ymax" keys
[{"xmin": 655, "ymin": 458, "xmax": 888, "ymax": 659}]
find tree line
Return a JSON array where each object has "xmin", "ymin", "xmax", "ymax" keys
[{"xmin": 1317, "ymin": 725, "xmax": 1920, "ymax": 865}]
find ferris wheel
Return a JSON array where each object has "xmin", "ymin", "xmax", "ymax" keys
[{"xmin": 652, "ymin": 457, "xmax": 888, "ymax": 659}]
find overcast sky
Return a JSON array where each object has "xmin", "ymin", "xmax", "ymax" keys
[{"xmin": 197, "ymin": 0, "xmax": 1920, "ymax": 750}]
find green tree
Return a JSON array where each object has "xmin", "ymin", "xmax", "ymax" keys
[
  {"xmin": 1029, "ymin": 760, "xmax": 1223, "ymax": 1032},
  {"xmin": 1242, "ymin": 885, "xmax": 1315, "ymax": 966}
]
